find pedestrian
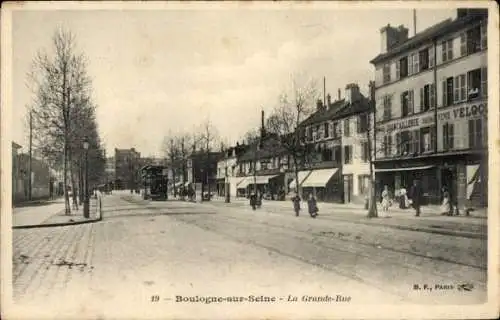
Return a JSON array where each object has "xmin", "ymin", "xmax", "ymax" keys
[
  {"xmin": 399, "ymin": 186, "xmax": 407, "ymax": 209},
  {"xmin": 440, "ymin": 186, "xmax": 452, "ymax": 216},
  {"xmin": 307, "ymin": 193, "xmax": 319, "ymax": 218},
  {"xmin": 291, "ymin": 193, "xmax": 301, "ymax": 217},
  {"xmin": 380, "ymin": 185, "xmax": 391, "ymax": 217},
  {"xmin": 409, "ymin": 180, "xmax": 423, "ymax": 217}
]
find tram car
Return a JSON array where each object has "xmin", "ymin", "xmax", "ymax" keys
[{"xmin": 141, "ymin": 165, "xmax": 169, "ymax": 200}]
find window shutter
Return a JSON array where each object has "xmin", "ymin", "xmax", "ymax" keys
[
  {"xmin": 476, "ymin": 119, "xmax": 483, "ymax": 147},
  {"xmin": 468, "ymin": 119, "xmax": 474, "ymax": 148},
  {"xmin": 429, "ymin": 46, "xmax": 435, "ymax": 67},
  {"xmin": 430, "ymin": 84, "xmax": 436, "ymax": 109},
  {"xmin": 449, "ymin": 123, "xmax": 454, "ymax": 149},
  {"xmin": 419, "ymin": 87, "xmax": 424, "ymax": 112},
  {"xmin": 441, "ymin": 80, "xmax": 447, "ymax": 108},
  {"xmin": 481, "ymin": 67, "xmax": 488, "ymax": 98},
  {"xmin": 443, "ymin": 124, "xmax": 448, "ymax": 150},
  {"xmin": 395, "ymin": 61, "xmax": 400, "ymax": 80},
  {"xmin": 409, "ymin": 90, "xmax": 414, "ymax": 114},
  {"xmin": 453, "ymin": 76, "xmax": 459, "ymax": 103}
]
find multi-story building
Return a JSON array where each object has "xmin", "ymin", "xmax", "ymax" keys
[
  {"xmin": 114, "ymin": 148, "xmax": 141, "ymax": 190},
  {"xmin": 236, "ymin": 134, "xmax": 289, "ymax": 199},
  {"xmin": 215, "ymin": 143, "xmax": 250, "ymax": 198},
  {"xmin": 370, "ymin": 8, "xmax": 488, "ymax": 208},
  {"xmin": 298, "ymin": 84, "xmax": 372, "ymax": 203}
]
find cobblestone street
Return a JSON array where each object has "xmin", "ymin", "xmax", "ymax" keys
[{"xmin": 10, "ymin": 193, "xmax": 487, "ymax": 318}]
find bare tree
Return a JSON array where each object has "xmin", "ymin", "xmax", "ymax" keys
[
  {"xmin": 266, "ymin": 76, "xmax": 318, "ymax": 197},
  {"xmin": 198, "ymin": 118, "xmax": 220, "ymax": 201},
  {"xmin": 28, "ymin": 27, "xmax": 94, "ymax": 215},
  {"xmin": 242, "ymin": 128, "xmax": 260, "ymax": 145}
]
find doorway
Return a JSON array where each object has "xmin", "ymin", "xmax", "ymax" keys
[
  {"xmin": 441, "ymin": 167, "xmax": 457, "ymax": 202},
  {"xmin": 343, "ymin": 174, "xmax": 353, "ymax": 203}
]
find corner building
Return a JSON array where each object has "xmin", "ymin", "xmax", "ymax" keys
[{"xmin": 370, "ymin": 9, "xmax": 488, "ymax": 209}]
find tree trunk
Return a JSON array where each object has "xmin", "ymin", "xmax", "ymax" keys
[
  {"xmin": 79, "ymin": 159, "xmax": 84, "ymax": 205},
  {"xmin": 293, "ymin": 155, "xmax": 301, "ymax": 198},
  {"xmin": 63, "ymin": 142, "xmax": 71, "ymax": 214},
  {"xmin": 69, "ymin": 154, "xmax": 79, "ymax": 211}
]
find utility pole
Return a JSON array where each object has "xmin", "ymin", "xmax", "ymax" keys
[{"xmin": 28, "ymin": 110, "xmax": 33, "ymax": 201}]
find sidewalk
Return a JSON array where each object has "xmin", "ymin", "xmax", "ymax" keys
[
  {"xmin": 208, "ymin": 196, "xmax": 487, "ymax": 239},
  {"xmin": 13, "ymin": 195, "xmax": 102, "ymax": 228}
]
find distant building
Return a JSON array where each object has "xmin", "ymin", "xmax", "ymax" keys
[
  {"xmin": 370, "ymin": 8, "xmax": 488, "ymax": 208},
  {"xmin": 104, "ymin": 157, "xmax": 115, "ymax": 185},
  {"xmin": 13, "ymin": 150, "xmax": 53, "ymax": 203},
  {"xmin": 186, "ymin": 151, "xmax": 224, "ymax": 195},
  {"xmin": 216, "ymin": 143, "xmax": 250, "ymax": 198},
  {"xmin": 114, "ymin": 148, "xmax": 141, "ymax": 190}
]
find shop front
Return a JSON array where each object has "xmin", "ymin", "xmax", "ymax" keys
[
  {"xmin": 301, "ymin": 168, "xmax": 341, "ymax": 202},
  {"xmin": 236, "ymin": 174, "xmax": 284, "ymax": 199},
  {"xmin": 374, "ymin": 151, "xmax": 487, "ymax": 208}
]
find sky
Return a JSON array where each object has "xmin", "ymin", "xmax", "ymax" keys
[{"xmin": 10, "ymin": 3, "xmax": 458, "ymax": 158}]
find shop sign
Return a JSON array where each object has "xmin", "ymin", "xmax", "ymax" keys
[
  {"xmin": 438, "ymin": 103, "xmax": 487, "ymax": 121},
  {"xmin": 383, "ymin": 113, "xmax": 435, "ymax": 133}
]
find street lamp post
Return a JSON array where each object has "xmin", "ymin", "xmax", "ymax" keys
[
  {"xmin": 83, "ymin": 138, "xmax": 90, "ymax": 218},
  {"xmin": 225, "ymin": 161, "xmax": 230, "ymax": 203}
]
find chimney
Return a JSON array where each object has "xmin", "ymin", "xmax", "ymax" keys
[
  {"xmin": 380, "ymin": 24, "xmax": 408, "ymax": 54},
  {"xmin": 316, "ymin": 99, "xmax": 324, "ymax": 112},
  {"xmin": 326, "ymin": 94, "xmax": 331, "ymax": 107},
  {"xmin": 368, "ymin": 80, "xmax": 376, "ymax": 102},
  {"xmin": 338, "ymin": 89, "xmax": 341, "ymax": 100},
  {"xmin": 345, "ymin": 83, "xmax": 361, "ymax": 104}
]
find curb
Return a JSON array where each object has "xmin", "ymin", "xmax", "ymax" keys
[{"xmin": 12, "ymin": 217, "xmax": 101, "ymax": 229}]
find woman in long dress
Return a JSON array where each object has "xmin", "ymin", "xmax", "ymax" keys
[
  {"xmin": 441, "ymin": 187, "xmax": 451, "ymax": 216},
  {"xmin": 380, "ymin": 185, "xmax": 391, "ymax": 217}
]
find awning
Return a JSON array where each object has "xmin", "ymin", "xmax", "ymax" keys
[
  {"xmin": 237, "ymin": 177, "xmax": 252, "ymax": 189},
  {"xmin": 301, "ymin": 168, "xmax": 339, "ymax": 188},
  {"xmin": 184, "ymin": 182, "xmax": 190, "ymax": 187},
  {"xmin": 375, "ymin": 165, "xmax": 435, "ymax": 173},
  {"xmin": 466, "ymin": 164, "xmax": 480, "ymax": 200},
  {"xmin": 289, "ymin": 170, "xmax": 312, "ymax": 190},
  {"xmin": 174, "ymin": 181, "xmax": 183, "ymax": 187},
  {"xmin": 237, "ymin": 175, "xmax": 278, "ymax": 189}
]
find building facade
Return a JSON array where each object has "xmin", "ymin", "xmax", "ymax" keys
[
  {"xmin": 104, "ymin": 156, "xmax": 115, "ymax": 186},
  {"xmin": 114, "ymin": 148, "xmax": 141, "ymax": 190},
  {"xmin": 370, "ymin": 9, "xmax": 488, "ymax": 208},
  {"xmin": 298, "ymin": 84, "xmax": 372, "ymax": 203},
  {"xmin": 186, "ymin": 151, "xmax": 224, "ymax": 196}
]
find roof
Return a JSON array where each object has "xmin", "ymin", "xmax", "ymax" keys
[
  {"xmin": 370, "ymin": 11, "xmax": 487, "ymax": 65},
  {"xmin": 300, "ymin": 95, "xmax": 371, "ymax": 127},
  {"xmin": 238, "ymin": 135, "xmax": 287, "ymax": 162},
  {"xmin": 300, "ymin": 99, "xmax": 346, "ymax": 127}
]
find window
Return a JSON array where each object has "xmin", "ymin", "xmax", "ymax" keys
[
  {"xmin": 419, "ymin": 49, "xmax": 429, "ymax": 71},
  {"xmin": 443, "ymin": 123, "xmax": 455, "ymax": 150},
  {"xmin": 358, "ymin": 175, "xmax": 370, "ymax": 195},
  {"xmin": 441, "ymin": 39, "xmax": 453, "ymax": 63},
  {"xmin": 383, "ymin": 95, "xmax": 392, "ymax": 120},
  {"xmin": 466, "ymin": 25, "xmax": 481, "ymax": 54},
  {"xmin": 324, "ymin": 122, "xmax": 330, "ymax": 138},
  {"xmin": 361, "ymin": 141, "xmax": 369, "ymax": 162},
  {"xmin": 307, "ymin": 126, "xmax": 313, "ymax": 141},
  {"xmin": 333, "ymin": 121, "xmax": 341, "ymax": 138},
  {"xmin": 357, "ymin": 114, "xmax": 369, "ymax": 133},
  {"xmin": 468, "ymin": 119, "xmax": 484, "ymax": 148},
  {"xmin": 333, "ymin": 146, "xmax": 342, "ymax": 162},
  {"xmin": 420, "ymin": 84, "xmax": 432, "ymax": 112},
  {"xmin": 453, "ymin": 74, "xmax": 466, "ymax": 103},
  {"xmin": 383, "ymin": 63, "xmax": 391, "ymax": 84},
  {"xmin": 395, "ymin": 60, "xmax": 400, "ymax": 80},
  {"xmin": 344, "ymin": 119, "xmax": 351, "ymax": 137},
  {"xmin": 460, "ymin": 32, "xmax": 467, "ymax": 56},
  {"xmin": 410, "ymin": 129, "xmax": 420, "ymax": 154},
  {"xmin": 400, "ymin": 131, "xmax": 411, "ymax": 155},
  {"xmin": 481, "ymin": 67, "xmax": 488, "ymax": 98},
  {"xmin": 344, "ymin": 145, "xmax": 353, "ymax": 164},
  {"xmin": 429, "ymin": 46, "xmax": 435, "ymax": 68},
  {"xmin": 441, "ymin": 77, "xmax": 454, "ymax": 107},
  {"xmin": 481, "ymin": 20, "xmax": 487, "ymax": 49},
  {"xmin": 409, "ymin": 53, "xmax": 419, "ymax": 75},
  {"xmin": 467, "ymin": 69, "xmax": 481, "ymax": 100},
  {"xmin": 322, "ymin": 147, "xmax": 332, "ymax": 161},
  {"xmin": 401, "ymin": 90, "xmax": 414, "ymax": 117},
  {"xmin": 399, "ymin": 56, "xmax": 408, "ymax": 78},
  {"xmin": 383, "ymin": 135, "xmax": 393, "ymax": 157},
  {"xmin": 420, "ymin": 127, "xmax": 436, "ymax": 153}
]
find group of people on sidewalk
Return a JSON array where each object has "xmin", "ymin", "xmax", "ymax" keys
[{"xmin": 379, "ymin": 180, "xmax": 459, "ymax": 217}]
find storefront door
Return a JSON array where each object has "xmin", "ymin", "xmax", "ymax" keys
[{"xmin": 343, "ymin": 174, "xmax": 353, "ymax": 203}]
